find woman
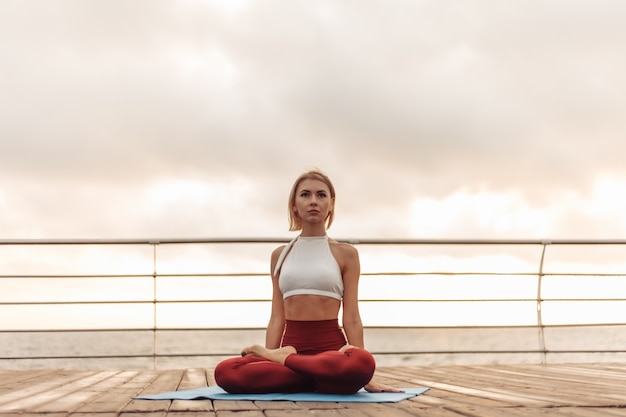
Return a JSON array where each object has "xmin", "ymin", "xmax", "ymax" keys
[{"xmin": 214, "ymin": 169, "xmax": 399, "ymax": 394}]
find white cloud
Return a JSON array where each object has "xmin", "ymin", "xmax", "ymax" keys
[
  {"xmin": 587, "ymin": 176, "xmax": 626, "ymax": 220},
  {"xmin": 411, "ymin": 188, "xmax": 552, "ymax": 238},
  {"xmin": 410, "ymin": 175, "xmax": 626, "ymax": 239}
]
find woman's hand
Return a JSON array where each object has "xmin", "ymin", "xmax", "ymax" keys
[{"xmin": 364, "ymin": 380, "xmax": 404, "ymax": 393}]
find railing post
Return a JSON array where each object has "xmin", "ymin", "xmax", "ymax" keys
[
  {"xmin": 537, "ymin": 240, "xmax": 550, "ymax": 364},
  {"xmin": 150, "ymin": 241, "xmax": 160, "ymax": 371}
]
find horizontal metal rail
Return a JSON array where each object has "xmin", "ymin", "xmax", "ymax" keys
[
  {"xmin": 2, "ymin": 237, "xmax": 626, "ymax": 245},
  {"xmin": 3, "ymin": 297, "xmax": 626, "ymax": 306},
  {"xmin": 6, "ymin": 349, "xmax": 626, "ymax": 362},
  {"xmin": 3, "ymin": 271, "xmax": 626, "ymax": 278}
]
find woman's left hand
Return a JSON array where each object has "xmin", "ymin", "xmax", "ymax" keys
[{"xmin": 364, "ymin": 380, "xmax": 404, "ymax": 393}]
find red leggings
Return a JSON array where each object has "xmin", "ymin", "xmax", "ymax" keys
[{"xmin": 214, "ymin": 319, "xmax": 376, "ymax": 394}]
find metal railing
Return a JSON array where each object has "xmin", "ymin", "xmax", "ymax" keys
[{"xmin": 1, "ymin": 238, "xmax": 625, "ymax": 369}]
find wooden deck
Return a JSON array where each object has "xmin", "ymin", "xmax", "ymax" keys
[{"xmin": 1, "ymin": 363, "xmax": 625, "ymax": 416}]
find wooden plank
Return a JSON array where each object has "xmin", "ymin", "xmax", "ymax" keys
[
  {"xmin": 265, "ymin": 410, "xmax": 345, "ymax": 417},
  {"xmin": 119, "ymin": 411, "xmax": 167, "ymax": 417},
  {"xmin": 211, "ymin": 411, "xmax": 265, "ymax": 417},
  {"xmin": 206, "ymin": 367, "xmax": 217, "ymax": 387},
  {"xmin": 169, "ymin": 368, "xmax": 213, "ymax": 412},
  {"xmin": 294, "ymin": 401, "xmax": 348, "ymax": 410},
  {"xmin": 548, "ymin": 407, "xmax": 626, "ymax": 417},
  {"xmin": 480, "ymin": 364, "xmax": 625, "ymax": 391},
  {"xmin": 72, "ymin": 413, "xmax": 119, "ymax": 417},
  {"xmin": 0, "ymin": 413, "xmax": 67, "ymax": 417},
  {"xmin": 253, "ymin": 399, "xmax": 303, "ymax": 410},
  {"xmin": 467, "ymin": 364, "xmax": 626, "ymax": 405},
  {"xmin": 122, "ymin": 369, "xmax": 183, "ymax": 413},
  {"xmin": 381, "ymin": 367, "xmax": 551, "ymax": 407},
  {"xmin": 421, "ymin": 365, "xmax": 602, "ymax": 406},
  {"xmin": 167, "ymin": 412, "xmax": 216, "ymax": 417},
  {"xmin": 32, "ymin": 371, "xmax": 132, "ymax": 413},
  {"xmin": 0, "ymin": 369, "xmax": 57, "ymax": 390},
  {"xmin": 212, "ymin": 399, "xmax": 263, "ymax": 412},
  {"xmin": 0, "ymin": 371, "xmax": 113, "ymax": 412},
  {"xmin": 376, "ymin": 367, "xmax": 517, "ymax": 408},
  {"xmin": 387, "ymin": 364, "xmax": 626, "ymax": 408},
  {"xmin": 0, "ymin": 370, "xmax": 95, "ymax": 409},
  {"xmin": 73, "ymin": 371, "xmax": 148, "ymax": 413},
  {"xmin": 341, "ymin": 402, "xmax": 426, "ymax": 417}
]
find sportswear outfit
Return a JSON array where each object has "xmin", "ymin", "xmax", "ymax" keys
[{"xmin": 214, "ymin": 235, "xmax": 376, "ymax": 394}]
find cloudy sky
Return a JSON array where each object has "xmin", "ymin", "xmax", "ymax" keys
[{"xmin": 2, "ymin": 0, "xmax": 626, "ymax": 241}]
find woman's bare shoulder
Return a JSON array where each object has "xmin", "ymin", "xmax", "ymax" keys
[
  {"xmin": 328, "ymin": 239, "xmax": 359, "ymax": 259},
  {"xmin": 270, "ymin": 245, "xmax": 288, "ymax": 278},
  {"xmin": 271, "ymin": 244, "xmax": 287, "ymax": 260}
]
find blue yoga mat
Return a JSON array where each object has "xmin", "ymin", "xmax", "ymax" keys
[{"xmin": 135, "ymin": 386, "xmax": 428, "ymax": 403}]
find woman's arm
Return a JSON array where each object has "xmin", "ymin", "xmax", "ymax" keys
[
  {"xmin": 339, "ymin": 244, "xmax": 364, "ymax": 348},
  {"xmin": 265, "ymin": 246, "xmax": 286, "ymax": 349},
  {"xmin": 338, "ymin": 242, "xmax": 403, "ymax": 393}
]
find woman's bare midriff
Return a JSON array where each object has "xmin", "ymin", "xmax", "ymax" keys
[{"xmin": 283, "ymin": 295, "xmax": 341, "ymax": 321}]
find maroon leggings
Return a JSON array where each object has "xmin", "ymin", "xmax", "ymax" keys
[{"xmin": 214, "ymin": 319, "xmax": 376, "ymax": 394}]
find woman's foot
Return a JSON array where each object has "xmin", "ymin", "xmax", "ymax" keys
[
  {"xmin": 339, "ymin": 344, "xmax": 357, "ymax": 353},
  {"xmin": 241, "ymin": 345, "xmax": 297, "ymax": 365}
]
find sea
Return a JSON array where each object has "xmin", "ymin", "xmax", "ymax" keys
[{"xmin": 2, "ymin": 324, "xmax": 625, "ymax": 370}]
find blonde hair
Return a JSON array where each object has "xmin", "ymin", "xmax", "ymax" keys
[{"xmin": 288, "ymin": 169, "xmax": 336, "ymax": 231}]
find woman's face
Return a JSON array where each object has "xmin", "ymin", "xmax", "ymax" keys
[{"xmin": 292, "ymin": 178, "xmax": 334, "ymax": 226}]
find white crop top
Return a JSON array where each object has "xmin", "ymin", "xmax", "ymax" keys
[{"xmin": 276, "ymin": 235, "xmax": 344, "ymax": 301}]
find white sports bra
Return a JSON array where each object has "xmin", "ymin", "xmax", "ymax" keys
[{"xmin": 276, "ymin": 235, "xmax": 344, "ymax": 301}]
